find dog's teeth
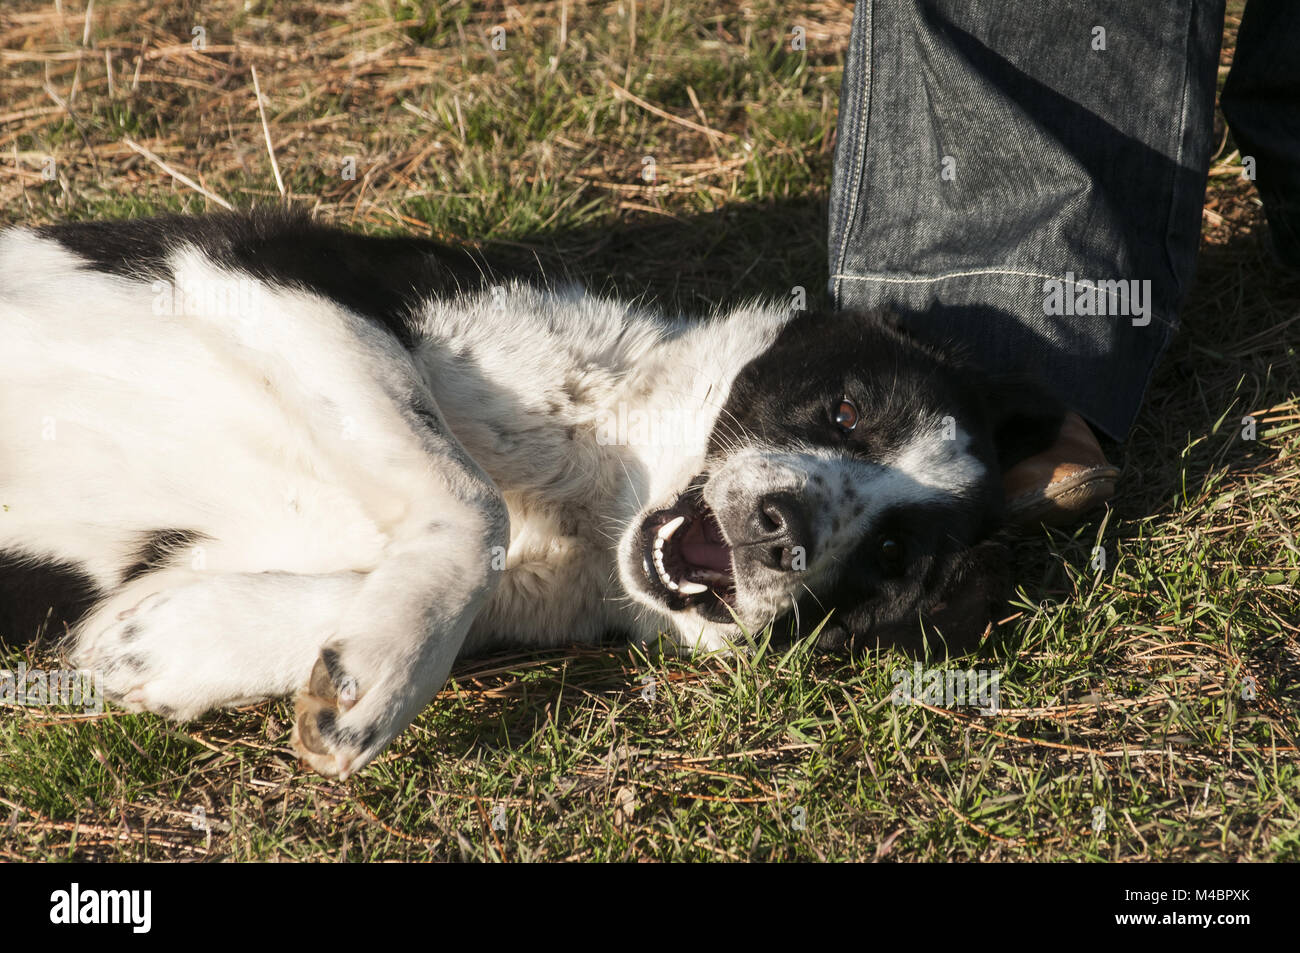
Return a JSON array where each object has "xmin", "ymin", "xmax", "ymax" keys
[
  {"xmin": 656, "ymin": 515, "xmax": 685, "ymax": 541},
  {"xmin": 652, "ymin": 559, "xmax": 672, "ymax": 587},
  {"xmin": 652, "ymin": 515, "xmax": 693, "ymax": 592}
]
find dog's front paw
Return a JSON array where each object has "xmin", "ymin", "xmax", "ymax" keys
[{"xmin": 292, "ymin": 647, "xmax": 375, "ymax": 779}]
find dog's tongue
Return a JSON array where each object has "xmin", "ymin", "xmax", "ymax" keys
[{"xmin": 679, "ymin": 514, "xmax": 732, "ymax": 573}]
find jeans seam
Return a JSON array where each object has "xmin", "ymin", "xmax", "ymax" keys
[
  {"xmin": 831, "ymin": 266, "xmax": 1134, "ymax": 285},
  {"xmin": 1163, "ymin": 0, "xmax": 1198, "ymax": 292},
  {"xmin": 831, "ymin": 268, "xmax": 1176, "ymax": 328},
  {"xmin": 830, "ymin": 0, "xmax": 873, "ymax": 306}
]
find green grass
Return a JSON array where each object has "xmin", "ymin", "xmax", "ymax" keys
[{"xmin": 1, "ymin": 0, "xmax": 1297, "ymax": 861}]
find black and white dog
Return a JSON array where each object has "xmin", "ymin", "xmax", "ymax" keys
[{"xmin": 0, "ymin": 212, "xmax": 1060, "ymax": 777}]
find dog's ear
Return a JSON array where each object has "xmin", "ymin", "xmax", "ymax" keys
[
  {"xmin": 912, "ymin": 540, "xmax": 1010, "ymax": 654},
  {"xmin": 833, "ymin": 540, "xmax": 1011, "ymax": 658},
  {"xmin": 979, "ymin": 372, "xmax": 1066, "ymax": 472},
  {"xmin": 861, "ymin": 310, "xmax": 1066, "ymax": 470}
]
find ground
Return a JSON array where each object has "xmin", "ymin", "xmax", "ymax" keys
[{"xmin": 0, "ymin": 0, "xmax": 1296, "ymax": 861}]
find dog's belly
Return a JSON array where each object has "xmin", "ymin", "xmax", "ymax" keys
[
  {"xmin": 0, "ymin": 315, "xmax": 392, "ymax": 588},
  {"xmin": 0, "ymin": 234, "xmax": 399, "ymax": 592}
]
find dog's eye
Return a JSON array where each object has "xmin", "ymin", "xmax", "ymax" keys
[
  {"xmin": 833, "ymin": 398, "xmax": 859, "ymax": 432},
  {"xmin": 879, "ymin": 538, "xmax": 904, "ymax": 576}
]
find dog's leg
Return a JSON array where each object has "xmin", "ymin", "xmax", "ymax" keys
[
  {"xmin": 205, "ymin": 280, "xmax": 516, "ymax": 777},
  {"xmin": 67, "ymin": 403, "xmax": 507, "ymax": 779},
  {"xmin": 291, "ymin": 464, "xmax": 508, "ymax": 779},
  {"xmin": 72, "ymin": 568, "xmax": 367, "ymax": 717}
]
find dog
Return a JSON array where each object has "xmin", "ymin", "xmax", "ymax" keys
[{"xmin": 0, "ymin": 211, "xmax": 1062, "ymax": 777}]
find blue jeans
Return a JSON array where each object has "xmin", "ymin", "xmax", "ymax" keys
[{"xmin": 828, "ymin": 1, "xmax": 1298, "ymax": 439}]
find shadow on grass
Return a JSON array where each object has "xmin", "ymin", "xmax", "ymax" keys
[{"xmin": 474, "ymin": 193, "xmax": 833, "ymax": 314}]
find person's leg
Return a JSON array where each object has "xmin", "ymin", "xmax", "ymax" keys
[
  {"xmin": 828, "ymin": 0, "xmax": 1226, "ymax": 442},
  {"xmin": 1221, "ymin": 0, "xmax": 1300, "ymax": 270}
]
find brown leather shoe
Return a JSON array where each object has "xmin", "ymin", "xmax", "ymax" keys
[{"xmin": 1003, "ymin": 412, "xmax": 1119, "ymax": 527}]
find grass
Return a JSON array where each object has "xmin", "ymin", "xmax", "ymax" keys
[{"xmin": 1, "ymin": 0, "xmax": 1297, "ymax": 862}]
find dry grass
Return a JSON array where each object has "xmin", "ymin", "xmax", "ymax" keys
[{"xmin": 1, "ymin": 0, "xmax": 849, "ymax": 305}]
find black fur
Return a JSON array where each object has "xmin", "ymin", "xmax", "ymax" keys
[
  {"xmin": 40, "ymin": 211, "xmax": 513, "ymax": 350},
  {"xmin": 0, "ymin": 551, "xmax": 101, "ymax": 647},
  {"xmin": 121, "ymin": 528, "xmax": 208, "ymax": 584}
]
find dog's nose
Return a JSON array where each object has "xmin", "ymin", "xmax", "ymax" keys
[{"xmin": 749, "ymin": 492, "xmax": 812, "ymax": 571}]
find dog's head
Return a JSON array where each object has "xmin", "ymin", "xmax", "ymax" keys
[{"xmin": 617, "ymin": 309, "xmax": 1064, "ymax": 654}]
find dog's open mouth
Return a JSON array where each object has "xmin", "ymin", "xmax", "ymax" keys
[{"xmin": 639, "ymin": 481, "xmax": 736, "ymax": 618}]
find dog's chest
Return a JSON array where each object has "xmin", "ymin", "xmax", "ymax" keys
[
  {"xmin": 415, "ymin": 299, "xmax": 652, "ymax": 649},
  {"xmin": 414, "ymin": 286, "xmax": 769, "ymax": 651},
  {"xmin": 462, "ymin": 453, "xmax": 632, "ymax": 651}
]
